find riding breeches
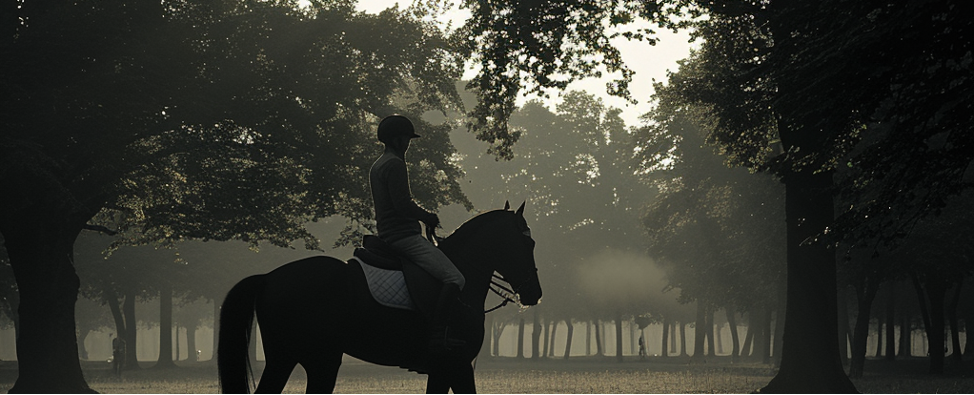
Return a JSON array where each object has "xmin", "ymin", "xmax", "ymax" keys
[{"xmin": 388, "ymin": 234, "xmax": 465, "ymax": 290}]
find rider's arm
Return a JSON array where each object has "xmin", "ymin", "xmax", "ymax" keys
[{"xmin": 383, "ymin": 158, "xmax": 433, "ymax": 221}]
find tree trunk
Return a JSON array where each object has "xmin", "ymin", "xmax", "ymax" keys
[
  {"xmin": 759, "ymin": 170, "xmax": 856, "ymax": 393},
  {"xmin": 849, "ymin": 277, "xmax": 880, "ymax": 379},
  {"xmin": 899, "ymin": 315, "xmax": 911, "ymax": 358},
  {"xmin": 741, "ymin": 318, "xmax": 754, "ymax": 358},
  {"xmin": 615, "ymin": 312, "xmax": 624, "ymax": 362},
  {"xmin": 693, "ymin": 304, "xmax": 706, "ymax": 360},
  {"xmin": 212, "ymin": 299, "xmax": 220, "ymax": 362},
  {"xmin": 548, "ymin": 319, "xmax": 558, "ymax": 357},
  {"xmin": 761, "ymin": 306, "xmax": 773, "ymax": 365},
  {"xmin": 1, "ymin": 218, "xmax": 94, "ymax": 393},
  {"xmin": 541, "ymin": 317, "xmax": 550, "ymax": 358},
  {"xmin": 679, "ymin": 321, "xmax": 688, "ymax": 357},
  {"xmin": 661, "ymin": 316, "xmax": 670, "ymax": 358},
  {"xmin": 531, "ymin": 311, "xmax": 541, "ymax": 360},
  {"xmin": 586, "ymin": 321, "xmax": 591, "ymax": 356},
  {"xmin": 884, "ymin": 288, "xmax": 896, "ymax": 361},
  {"xmin": 156, "ymin": 281, "xmax": 175, "ymax": 368},
  {"xmin": 492, "ymin": 321, "xmax": 506, "ymax": 357},
  {"xmin": 516, "ymin": 318, "xmax": 525, "ymax": 359},
  {"xmin": 726, "ymin": 308, "xmax": 740, "ymax": 362},
  {"xmin": 706, "ymin": 310, "xmax": 716, "ymax": 356},
  {"xmin": 123, "ymin": 289, "xmax": 140, "ymax": 369},
  {"xmin": 772, "ymin": 305, "xmax": 785, "ymax": 367},
  {"xmin": 837, "ymin": 288, "xmax": 851, "ymax": 365},
  {"xmin": 594, "ymin": 320, "xmax": 604, "ymax": 356},
  {"xmin": 916, "ymin": 271, "xmax": 947, "ymax": 374},
  {"xmin": 752, "ymin": 308, "xmax": 767, "ymax": 363},
  {"xmin": 106, "ymin": 288, "xmax": 126, "ymax": 344},
  {"xmin": 563, "ymin": 319, "xmax": 574, "ymax": 359},
  {"xmin": 715, "ymin": 321, "xmax": 724, "ymax": 355},
  {"xmin": 187, "ymin": 324, "xmax": 197, "ymax": 362},
  {"xmin": 947, "ymin": 281, "xmax": 963, "ymax": 365},
  {"xmin": 669, "ymin": 322, "xmax": 677, "ymax": 354}
]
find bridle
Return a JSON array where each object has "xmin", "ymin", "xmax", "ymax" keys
[{"xmin": 427, "ymin": 225, "xmax": 533, "ymax": 314}]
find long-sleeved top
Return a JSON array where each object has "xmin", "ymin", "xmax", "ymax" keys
[{"xmin": 369, "ymin": 149, "xmax": 432, "ymax": 242}]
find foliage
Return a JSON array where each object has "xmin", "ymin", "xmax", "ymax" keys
[
  {"xmin": 636, "ymin": 108, "xmax": 785, "ymax": 313},
  {"xmin": 452, "ymin": 0, "xmax": 681, "ymax": 159},
  {"xmin": 0, "ymin": 0, "xmax": 468, "ymax": 252}
]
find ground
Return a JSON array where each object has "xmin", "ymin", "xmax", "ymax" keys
[{"xmin": 0, "ymin": 356, "xmax": 972, "ymax": 393}]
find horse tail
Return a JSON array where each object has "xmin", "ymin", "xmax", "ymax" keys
[{"xmin": 217, "ymin": 275, "xmax": 265, "ymax": 394}]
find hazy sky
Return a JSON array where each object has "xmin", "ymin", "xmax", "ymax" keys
[{"xmin": 354, "ymin": 0, "xmax": 695, "ymax": 127}]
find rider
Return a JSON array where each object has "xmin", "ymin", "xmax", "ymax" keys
[{"xmin": 369, "ymin": 114, "xmax": 467, "ymax": 356}]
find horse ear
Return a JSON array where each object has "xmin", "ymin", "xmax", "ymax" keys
[
  {"xmin": 504, "ymin": 201, "xmax": 511, "ymax": 211},
  {"xmin": 516, "ymin": 201, "xmax": 525, "ymax": 216}
]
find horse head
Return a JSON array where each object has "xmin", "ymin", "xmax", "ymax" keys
[{"xmin": 495, "ymin": 201, "xmax": 542, "ymax": 306}]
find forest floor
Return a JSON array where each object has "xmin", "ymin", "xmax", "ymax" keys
[{"xmin": 1, "ymin": 355, "xmax": 973, "ymax": 393}]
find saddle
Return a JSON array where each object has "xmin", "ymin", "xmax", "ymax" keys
[{"xmin": 351, "ymin": 235, "xmax": 440, "ymax": 317}]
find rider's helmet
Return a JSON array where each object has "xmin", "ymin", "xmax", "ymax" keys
[{"xmin": 377, "ymin": 114, "xmax": 420, "ymax": 144}]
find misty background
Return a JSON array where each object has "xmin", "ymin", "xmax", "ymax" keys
[{"xmin": 1, "ymin": 1, "xmax": 971, "ymax": 389}]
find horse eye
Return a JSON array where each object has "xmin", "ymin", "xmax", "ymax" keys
[{"xmin": 522, "ymin": 230, "xmax": 531, "ymax": 237}]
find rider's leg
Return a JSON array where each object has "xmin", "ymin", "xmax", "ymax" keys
[{"xmin": 389, "ymin": 235, "xmax": 467, "ymax": 353}]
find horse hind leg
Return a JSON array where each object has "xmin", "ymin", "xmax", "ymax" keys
[
  {"xmin": 255, "ymin": 357, "xmax": 297, "ymax": 394},
  {"xmin": 302, "ymin": 351, "xmax": 343, "ymax": 394}
]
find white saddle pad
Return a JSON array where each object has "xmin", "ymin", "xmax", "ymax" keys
[{"xmin": 352, "ymin": 257, "xmax": 415, "ymax": 311}]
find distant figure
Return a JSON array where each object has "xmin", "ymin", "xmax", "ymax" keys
[
  {"xmin": 369, "ymin": 114, "xmax": 466, "ymax": 357},
  {"xmin": 112, "ymin": 335, "xmax": 127, "ymax": 377},
  {"xmin": 638, "ymin": 335, "xmax": 646, "ymax": 359}
]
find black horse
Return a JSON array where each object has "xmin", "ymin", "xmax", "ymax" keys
[{"xmin": 217, "ymin": 203, "xmax": 542, "ymax": 393}]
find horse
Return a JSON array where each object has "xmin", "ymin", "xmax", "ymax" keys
[{"xmin": 217, "ymin": 202, "xmax": 542, "ymax": 393}]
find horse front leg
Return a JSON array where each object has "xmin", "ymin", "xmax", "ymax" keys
[
  {"xmin": 449, "ymin": 362, "xmax": 476, "ymax": 394},
  {"xmin": 425, "ymin": 373, "xmax": 450, "ymax": 394},
  {"xmin": 425, "ymin": 362, "xmax": 476, "ymax": 394}
]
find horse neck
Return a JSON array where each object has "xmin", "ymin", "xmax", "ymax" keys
[{"xmin": 440, "ymin": 231, "xmax": 497, "ymax": 310}]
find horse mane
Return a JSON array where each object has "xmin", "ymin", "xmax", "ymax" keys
[{"xmin": 444, "ymin": 209, "xmax": 513, "ymax": 242}]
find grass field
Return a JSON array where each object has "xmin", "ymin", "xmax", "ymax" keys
[{"xmin": 1, "ymin": 356, "xmax": 973, "ymax": 393}]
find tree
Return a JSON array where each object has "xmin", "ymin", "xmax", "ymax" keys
[
  {"xmin": 459, "ymin": 0, "xmax": 971, "ymax": 391},
  {"xmin": 0, "ymin": 1, "xmax": 466, "ymax": 391}
]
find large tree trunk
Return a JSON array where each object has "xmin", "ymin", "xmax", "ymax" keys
[
  {"xmin": 1, "ymin": 218, "xmax": 94, "ymax": 393},
  {"xmin": 759, "ymin": 170, "xmax": 856, "ymax": 393},
  {"xmin": 849, "ymin": 277, "xmax": 880, "ymax": 378},
  {"xmin": 156, "ymin": 281, "xmax": 176, "ymax": 368}
]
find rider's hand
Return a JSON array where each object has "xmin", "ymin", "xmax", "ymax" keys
[{"xmin": 422, "ymin": 213, "xmax": 440, "ymax": 229}]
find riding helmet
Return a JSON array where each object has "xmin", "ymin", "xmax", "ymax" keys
[{"xmin": 377, "ymin": 114, "xmax": 420, "ymax": 143}]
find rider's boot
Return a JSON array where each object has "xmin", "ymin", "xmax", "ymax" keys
[{"xmin": 428, "ymin": 283, "xmax": 466, "ymax": 356}]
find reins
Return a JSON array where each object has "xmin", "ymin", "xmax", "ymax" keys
[{"xmin": 427, "ymin": 227, "xmax": 522, "ymax": 314}]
